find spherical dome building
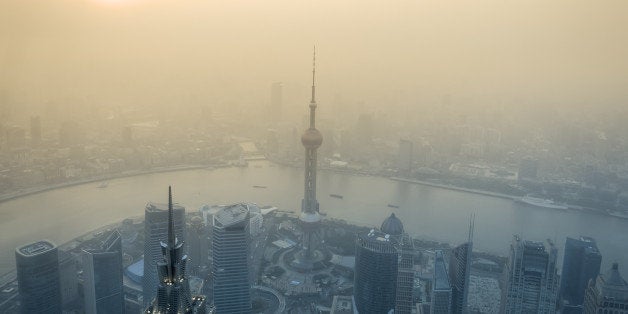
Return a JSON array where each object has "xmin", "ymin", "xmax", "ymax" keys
[
  {"xmin": 301, "ymin": 128, "xmax": 323, "ymax": 148},
  {"xmin": 380, "ymin": 213, "xmax": 404, "ymax": 236}
]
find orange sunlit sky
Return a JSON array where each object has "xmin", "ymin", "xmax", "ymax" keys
[{"xmin": 1, "ymin": 0, "xmax": 628, "ymax": 113}]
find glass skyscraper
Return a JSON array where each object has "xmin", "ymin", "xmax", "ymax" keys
[
  {"xmin": 82, "ymin": 230, "xmax": 124, "ymax": 314},
  {"xmin": 15, "ymin": 240, "xmax": 62, "ymax": 314},
  {"xmin": 560, "ymin": 236, "xmax": 602, "ymax": 314}
]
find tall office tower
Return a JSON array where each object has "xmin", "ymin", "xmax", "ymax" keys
[
  {"xmin": 380, "ymin": 213, "xmax": 415, "ymax": 314},
  {"xmin": 212, "ymin": 204, "xmax": 251, "ymax": 314},
  {"xmin": 449, "ymin": 215, "xmax": 474, "ymax": 314},
  {"xmin": 186, "ymin": 216, "xmax": 209, "ymax": 276},
  {"xmin": 30, "ymin": 116, "xmax": 41, "ymax": 146},
  {"xmin": 15, "ymin": 240, "xmax": 62, "ymax": 314},
  {"xmin": 58, "ymin": 250, "xmax": 79, "ymax": 309},
  {"xmin": 270, "ymin": 82, "xmax": 283, "ymax": 122},
  {"xmin": 560, "ymin": 236, "xmax": 602, "ymax": 314},
  {"xmin": 398, "ymin": 139, "xmax": 414, "ymax": 173},
  {"xmin": 83, "ymin": 230, "xmax": 124, "ymax": 314},
  {"xmin": 583, "ymin": 263, "xmax": 628, "ymax": 314},
  {"xmin": 294, "ymin": 49, "xmax": 324, "ymax": 270},
  {"xmin": 354, "ymin": 229, "xmax": 398, "ymax": 314},
  {"xmin": 432, "ymin": 250, "xmax": 452, "ymax": 314},
  {"xmin": 143, "ymin": 201, "xmax": 186, "ymax": 307},
  {"xmin": 500, "ymin": 236, "xmax": 559, "ymax": 313},
  {"xmin": 145, "ymin": 187, "xmax": 207, "ymax": 314}
]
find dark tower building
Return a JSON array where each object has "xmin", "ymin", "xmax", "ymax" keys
[
  {"xmin": 212, "ymin": 204, "xmax": 251, "ymax": 314},
  {"xmin": 449, "ymin": 215, "xmax": 474, "ymax": 314},
  {"xmin": 143, "ymin": 201, "xmax": 186, "ymax": 307},
  {"xmin": 560, "ymin": 236, "xmax": 602, "ymax": 314},
  {"xmin": 144, "ymin": 187, "xmax": 207, "ymax": 314},
  {"xmin": 354, "ymin": 229, "xmax": 398, "ymax": 314},
  {"xmin": 15, "ymin": 240, "xmax": 62, "ymax": 314},
  {"xmin": 293, "ymin": 49, "xmax": 324, "ymax": 270},
  {"xmin": 83, "ymin": 230, "xmax": 124, "ymax": 314}
]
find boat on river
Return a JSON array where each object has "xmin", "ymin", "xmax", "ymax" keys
[
  {"xmin": 330, "ymin": 194, "xmax": 343, "ymax": 199},
  {"xmin": 516, "ymin": 195, "xmax": 568, "ymax": 210}
]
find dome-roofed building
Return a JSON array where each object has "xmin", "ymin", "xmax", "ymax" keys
[{"xmin": 381, "ymin": 213, "xmax": 404, "ymax": 236}]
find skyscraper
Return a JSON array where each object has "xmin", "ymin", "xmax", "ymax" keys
[
  {"xmin": 294, "ymin": 49, "xmax": 324, "ymax": 270},
  {"xmin": 398, "ymin": 139, "xmax": 413, "ymax": 173},
  {"xmin": 354, "ymin": 229, "xmax": 398, "ymax": 314},
  {"xmin": 186, "ymin": 216, "xmax": 209, "ymax": 276},
  {"xmin": 15, "ymin": 240, "xmax": 62, "ymax": 314},
  {"xmin": 380, "ymin": 213, "xmax": 415, "ymax": 314},
  {"xmin": 560, "ymin": 236, "xmax": 602, "ymax": 314},
  {"xmin": 145, "ymin": 187, "xmax": 207, "ymax": 314},
  {"xmin": 583, "ymin": 263, "xmax": 628, "ymax": 314},
  {"xmin": 212, "ymin": 204, "xmax": 251, "ymax": 314},
  {"xmin": 449, "ymin": 215, "xmax": 474, "ymax": 314},
  {"xmin": 143, "ymin": 201, "xmax": 186, "ymax": 307},
  {"xmin": 500, "ymin": 236, "xmax": 559, "ymax": 313},
  {"xmin": 83, "ymin": 230, "xmax": 124, "ymax": 314},
  {"xmin": 432, "ymin": 250, "xmax": 452, "ymax": 314}
]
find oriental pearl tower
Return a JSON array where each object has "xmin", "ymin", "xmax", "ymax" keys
[{"xmin": 293, "ymin": 48, "xmax": 324, "ymax": 270}]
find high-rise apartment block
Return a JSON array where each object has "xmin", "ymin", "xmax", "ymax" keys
[
  {"xmin": 500, "ymin": 236, "xmax": 559, "ymax": 313},
  {"xmin": 583, "ymin": 263, "xmax": 628, "ymax": 314},
  {"xmin": 83, "ymin": 230, "xmax": 124, "ymax": 314},
  {"xmin": 15, "ymin": 240, "xmax": 62, "ymax": 314},
  {"xmin": 212, "ymin": 204, "xmax": 251, "ymax": 314},
  {"xmin": 560, "ymin": 236, "xmax": 602, "ymax": 313},
  {"xmin": 354, "ymin": 229, "xmax": 398, "ymax": 314},
  {"xmin": 432, "ymin": 250, "xmax": 452, "ymax": 314}
]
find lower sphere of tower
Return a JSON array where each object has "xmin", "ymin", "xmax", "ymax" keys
[{"xmin": 301, "ymin": 128, "xmax": 323, "ymax": 148}]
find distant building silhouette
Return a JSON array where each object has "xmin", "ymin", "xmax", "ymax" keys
[
  {"xmin": 270, "ymin": 82, "xmax": 283, "ymax": 122},
  {"xmin": 30, "ymin": 116, "xmax": 41, "ymax": 146},
  {"xmin": 449, "ymin": 215, "xmax": 474, "ymax": 314},
  {"xmin": 15, "ymin": 240, "xmax": 62, "ymax": 314},
  {"xmin": 144, "ymin": 187, "xmax": 207, "ymax": 313},
  {"xmin": 83, "ymin": 230, "xmax": 124, "ymax": 314},
  {"xmin": 212, "ymin": 204, "xmax": 251, "ymax": 314},
  {"xmin": 501, "ymin": 236, "xmax": 559, "ymax": 313},
  {"xmin": 354, "ymin": 228, "xmax": 398, "ymax": 314},
  {"xmin": 560, "ymin": 236, "xmax": 602, "ymax": 314},
  {"xmin": 583, "ymin": 263, "xmax": 628, "ymax": 314},
  {"xmin": 432, "ymin": 250, "xmax": 452, "ymax": 314},
  {"xmin": 142, "ymin": 202, "xmax": 186, "ymax": 307},
  {"xmin": 398, "ymin": 139, "xmax": 413, "ymax": 173}
]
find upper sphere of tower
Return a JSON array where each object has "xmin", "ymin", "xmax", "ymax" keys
[{"xmin": 301, "ymin": 128, "xmax": 323, "ymax": 148}]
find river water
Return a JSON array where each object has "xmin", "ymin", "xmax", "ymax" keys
[{"xmin": 1, "ymin": 160, "xmax": 626, "ymax": 274}]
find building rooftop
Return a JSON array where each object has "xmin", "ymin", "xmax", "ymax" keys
[
  {"xmin": 145, "ymin": 202, "xmax": 184, "ymax": 213},
  {"xmin": 16, "ymin": 240, "xmax": 56, "ymax": 257},
  {"xmin": 214, "ymin": 203, "xmax": 249, "ymax": 227},
  {"xmin": 381, "ymin": 213, "xmax": 404, "ymax": 236},
  {"xmin": 434, "ymin": 251, "xmax": 451, "ymax": 291},
  {"xmin": 330, "ymin": 295, "xmax": 355, "ymax": 314}
]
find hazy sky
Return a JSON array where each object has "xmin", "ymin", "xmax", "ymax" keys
[{"xmin": 1, "ymin": 0, "xmax": 628, "ymax": 114}]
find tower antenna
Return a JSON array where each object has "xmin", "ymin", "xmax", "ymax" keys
[
  {"xmin": 168, "ymin": 186, "xmax": 175, "ymax": 249},
  {"xmin": 311, "ymin": 46, "xmax": 316, "ymax": 103}
]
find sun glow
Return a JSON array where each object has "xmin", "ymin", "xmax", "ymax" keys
[{"xmin": 91, "ymin": 0, "xmax": 144, "ymax": 7}]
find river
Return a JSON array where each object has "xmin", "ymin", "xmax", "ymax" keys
[{"xmin": 1, "ymin": 160, "xmax": 627, "ymax": 274}]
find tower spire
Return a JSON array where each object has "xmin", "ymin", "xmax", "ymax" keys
[
  {"xmin": 468, "ymin": 213, "xmax": 475, "ymax": 242},
  {"xmin": 311, "ymin": 46, "xmax": 316, "ymax": 104},
  {"xmin": 168, "ymin": 186, "xmax": 175, "ymax": 249}
]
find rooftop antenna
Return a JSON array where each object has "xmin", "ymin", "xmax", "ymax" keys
[{"xmin": 311, "ymin": 46, "xmax": 316, "ymax": 104}]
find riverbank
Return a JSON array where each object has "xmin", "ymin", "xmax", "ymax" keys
[{"xmin": 0, "ymin": 163, "xmax": 229, "ymax": 204}]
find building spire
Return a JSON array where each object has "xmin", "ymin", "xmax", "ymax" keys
[
  {"xmin": 168, "ymin": 186, "xmax": 175, "ymax": 249},
  {"xmin": 468, "ymin": 213, "xmax": 475, "ymax": 243},
  {"xmin": 311, "ymin": 46, "xmax": 316, "ymax": 104}
]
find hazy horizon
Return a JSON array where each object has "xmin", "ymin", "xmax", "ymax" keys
[{"xmin": 2, "ymin": 0, "xmax": 628, "ymax": 120}]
